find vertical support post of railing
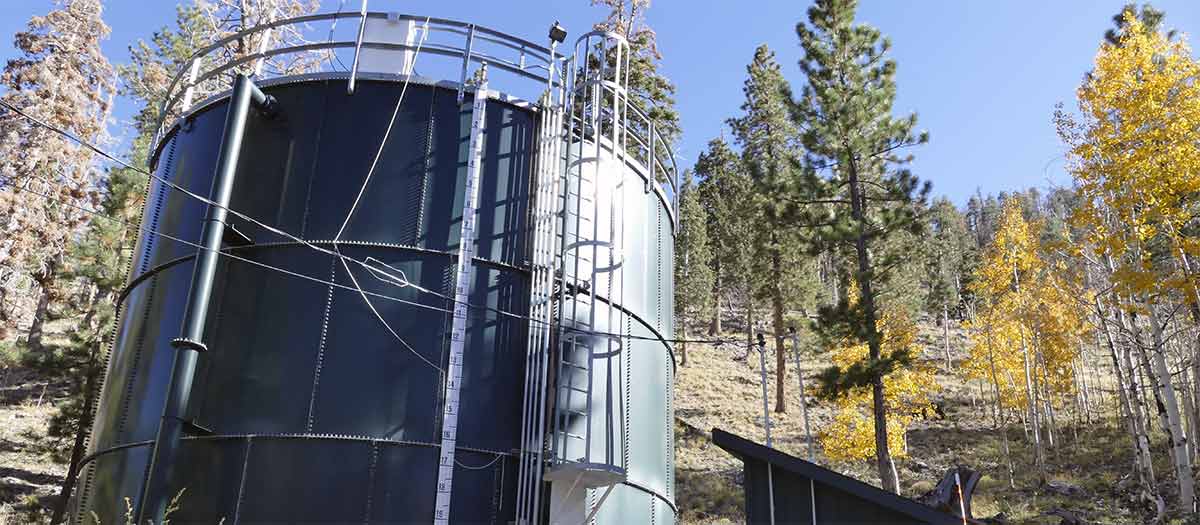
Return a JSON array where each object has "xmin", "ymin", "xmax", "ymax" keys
[
  {"xmin": 347, "ymin": 0, "xmax": 369, "ymax": 95},
  {"xmin": 456, "ymin": 24, "xmax": 477, "ymax": 106},
  {"xmin": 180, "ymin": 57, "xmax": 202, "ymax": 112},
  {"xmin": 646, "ymin": 121, "xmax": 655, "ymax": 193},
  {"xmin": 252, "ymin": 26, "xmax": 274, "ymax": 77},
  {"xmin": 135, "ymin": 74, "xmax": 276, "ymax": 525}
]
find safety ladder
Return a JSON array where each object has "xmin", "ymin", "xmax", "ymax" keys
[{"xmin": 543, "ymin": 30, "xmax": 633, "ymax": 524}]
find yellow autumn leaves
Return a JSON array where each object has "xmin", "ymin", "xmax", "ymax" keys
[
  {"xmin": 818, "ymin": 290, "xmax": 940, "ymax": 462},
  {"xmin": 962, "ymin": 201, "xmax": 1088, "ymax": 413},
  {"xmin": 1059, "ymin": 13, "xmax": 1200, "ymax": 298}
]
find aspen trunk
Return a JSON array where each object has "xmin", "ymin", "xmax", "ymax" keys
[
  {"xmin": 1012, "ymin": 263, "xmax": 1044, "ymax": 478},
  {"xmin": 1036, "ymin": 346, "xmax": 1057, "ymax": 449},
  {"xmin": 1099, "ymin": 295, "xmax": 1159, "ymax": 495},
  {"xmin": 1182, "ymin": 369, "xmax": 1199, "ymax": 463},
  {"xmin": 709, "ymin": 270, "xmax": 722, "ymax": 335},
  {"xmin": 1176, "ymin": 250, "xmax": 1200, "ymax": 445},
  {"xmin": 1145, "ymin": 304, "xmax": 1196, "ymax": 512},
  {"xmin": 985, "ymin": 328, "xmax": 1015, "ymax": 488},
  {"xmin": 1019, "ymin": 332, "xmax": 1045, "ymax": 477},
  {"xmin": 942, "ymin": 305, "xmax": 952, "ymax": 370}
]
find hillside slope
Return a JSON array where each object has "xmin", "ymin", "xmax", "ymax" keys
[{"xmin": 673, "ymin": 319, "xmax": 1156, "ymax": 525}]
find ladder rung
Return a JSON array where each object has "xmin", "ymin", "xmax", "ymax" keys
[{"xmin": 561, "ymin": 361, "xmax": 588, "ymax": 371}]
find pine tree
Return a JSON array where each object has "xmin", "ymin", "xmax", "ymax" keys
[
  {"xmin": 924, "ymin": 198, "xmax": 973, "ymax": 369},
  {"xmin": 675, "ymin": 172, "xmax": 714, "ymax": 366},
  {"xmin": 1104, "ymin": 2, "xmax": 1174, "ymax": 45},
  {"xmin": 47, "ymin": 165, "xmax": 144, "ymax": 443},
  {"xmin": 728, "ymin": 45, "xmax": 805, "ymax": 413},
  {"xmin": 696, "ymin": 137, "xmax": 752, "ymax": 338},
  {"xmin": 591, "ymin": 0, "xmax": 681, "ymax": 148},
  {"xmin": 819, "ymin": 291, "xmax": 937, "ymax": 462},
  {"xmin": 123, "ymin": 1, "xmax": 321, "ymax": 138},
  {"xmin": 0, "ymin": 0, "xmax": 115, "ymax": 346},
  {"xmin": 790, "ymin": 0, "xmax": 930, "ymax": 492}
]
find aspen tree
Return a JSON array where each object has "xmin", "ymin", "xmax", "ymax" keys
[{"xmin": 1057, "ymin": 12, "xmax": 1200, "ymax": 512}]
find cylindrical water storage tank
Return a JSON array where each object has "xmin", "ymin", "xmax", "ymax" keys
[{"xmin": 68, "ymin": 13, "xmax": 677, "ymax": 524}]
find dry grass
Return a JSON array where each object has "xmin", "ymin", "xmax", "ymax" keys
[{"xmin": 0, "ymin": 365, "xmax": 69, "ymax": 525}]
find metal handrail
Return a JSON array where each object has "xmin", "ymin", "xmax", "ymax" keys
[
  {"xmin": 148, "ymin": 11, "xmax": 679, "ymax": 226},
  {"xmin": 149, "ymin": 12, "xmax": 557, "ymax": 155}
]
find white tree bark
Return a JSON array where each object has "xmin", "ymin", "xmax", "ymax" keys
[{"xmin": 1141, "ymin": 303, "xmax": 1195, "ymax": 512}]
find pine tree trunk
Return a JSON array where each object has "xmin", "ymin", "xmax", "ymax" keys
[
  {"xmin": 1144, "ymin": 304, "xmax": 1196, "ymax": 512},
  {"xmin": 845, "ymin": 154, "xmax": 898, "ymax": 494},
  {"xmin": 709, "ymin": 268, "xmax": 722, "ymax": 336},
  {"xmin": 26, "ymin": 269, "xmax": 54, "ymax": 352},
  {"xmin": 744, "ymin": 297, "xmax": 754, "ymax": 363},
  {"xmin": 51, "ymin": 346, "xmax": 99, "ymax": 525},
  {"xmin": 771, "ymin": 242, "xmax": 786, "ymax": 414},
  {"xmin": 0, "ymin": 286, "xmax": 11, "ymax": 340},
  {"xmin": 680, "ymin": 324, "xmax": 688, "ymax": 367}
]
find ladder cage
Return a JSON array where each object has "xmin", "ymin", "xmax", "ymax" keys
[{"xmin": 542, "ymin": 31, "xmax": 633, "ymax": 497}]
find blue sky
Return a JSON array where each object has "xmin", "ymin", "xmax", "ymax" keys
[{"xmin": 2, "ymin": 1, "xmax": 1199, "ymax": 204}]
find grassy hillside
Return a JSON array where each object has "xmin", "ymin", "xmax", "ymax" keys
[
  {"xmin": 0, "ymin": 363, "xmax": 68, "ymax": 524},
  {"xmin": 674, "ymin": 318, "xmax": 1172, "ymax": 524}
]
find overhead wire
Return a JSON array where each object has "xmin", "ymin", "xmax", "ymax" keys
[
  {"xmin": 14, "ymin": 182, "xmax": 747, "ymax": 351},
  {"xmin": 329, "ymin": 15, "xmax": 433, "ymax": 369},
  {"xmin": 333, "ymin": 15, "xmax": 430, "ymax": 241},
  {"xmin": 455, "ymin": 454, "xmax": 504, "ymax": 470},
  {"xmin": 0, "ymin": 95, "xmax": 430, "ymax": 305},
  {"xmin": 323, "ymin": 0, "xmax": 351, "ymax": 72},
  {"xmin": 0, "ymin": 95, "xmax": 753, "ymax": 351}
]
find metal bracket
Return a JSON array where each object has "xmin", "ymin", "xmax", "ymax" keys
[
  {"xmin": 180, "ymin": 419, "xmax": 214, "ymax": 436},
  {"xmin": 222, "ymin": 223, "xmax": 254, "ymax": 247}
]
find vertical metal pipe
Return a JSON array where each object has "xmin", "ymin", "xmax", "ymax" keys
[
  {"xmin": 181, "ymin": 57, "xmax": 202, "ymax": 112},
  {"xmin": 347, "ymin": 0, "xmax": 369, "ymax": 95},
  {"xmin": 456, "ymin": 25, "xmax": 477, "ymax": 105},
  {"xmin": 137, "ymin": 74, "xmax": 273, "ymax": 525},
  {"xmin": 791, "ymin": 327, "xmax": 814, "ymax": 462},
  {"xmin": 757, "ymin": 334, "xmax": 772, "ymax": 447},
  {"xmin": 756, "ymin": 333, "xmax": 776, "ymax": 524}
]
